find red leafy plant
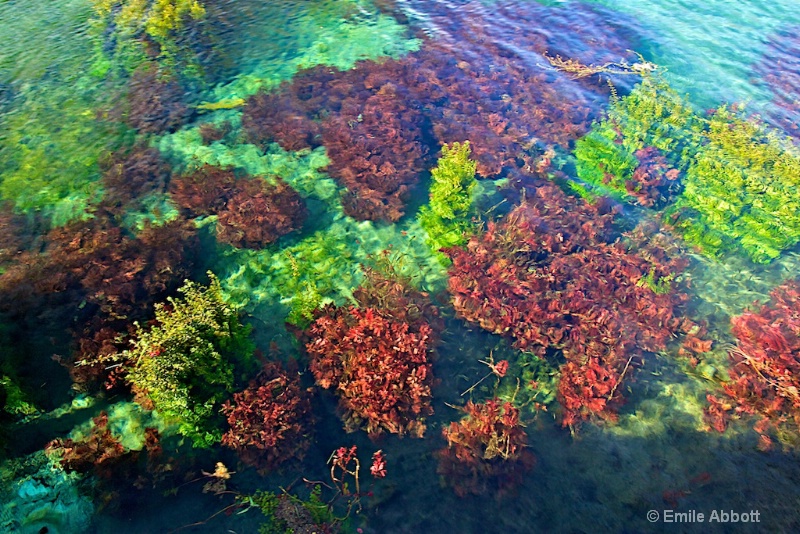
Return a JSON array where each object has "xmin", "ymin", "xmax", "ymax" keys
[
  {"xmin": 437, "ymin": 398, "xmax": 535, "ymax": 497},
  {"xmin": 221, "ymin": 361, "xmax": 313, "ymax": 473},
  {"xmin": 46, "ymin": 412, "xmax": 161, "ymax": 480},
  {"xmin": 241, "ymin": 1, "xmax": 639, "ymax": 219},
  {"xmin": 46, "ymin": 412, "xmax": 127, "ymax": 476},
  {"xmin": 100, "ymin": 145, "xmax": 171, "ymax": 212},
  {"xmin": 445, "ymin": 183, "xmax": 705, "ymax": 427},
  {"xmin": 626, "ymin": 147, "xmax": 681, "ymax": 207},
  {"xmin": 169, "ymin": 165, "xmax": 239, "ymax": 217},
  {"xmin": 216, "ymin": 177, "xmax": 306, "ymax": 249},
  {"xmin": 328, "ymin": 445, "xmax": 387, "ymax": 496},
  {"xmin": 705, "ymin": 279, "xmax": 800, "ymax": 449},
  {"xmin": 124, "ymin": 65, "xmax": 192, "ymax": 135},
  {"xmin": 171, "ymin": 167, "xmax": 306, "ymax": 248},
  {"xmin": 306, "ymin": 305, "xmax": 434, "ymax": 438},
  {"xmin": 0, "ymin": 214, "xmax": 198, "ymax": 389}
]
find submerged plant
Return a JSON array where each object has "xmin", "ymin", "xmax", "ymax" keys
[
  {"xmin": 437, "ymin": 398, "xmax": 534, "ymax": 497},
  {"xmin": 705, "ymin": 278, "xmax": 800, "ymax": 448},
  {"xmin": 221, "ymin": 361, "xmax": 313, "ymax": 473},
  {"xmin": 124, "ymin": 273, "xmax": 253, "ymax": 447},
  {"xmin": 92, "ymin": 0, "xmax": 208, "ymax": 72},
  {"xmin": 573, "ymin": 72, "xmax": 699, "ymax": 205},
  {"xmin": 306, "ymin": 305, "xmax": 435, "ymax": 438},
  {"xmin": 418, "ymin": 141, "xmax": 479, "ymax": 263},
  {"xmin": 669, "ymin": 106, "xmax": 800, "ymax": 263}
]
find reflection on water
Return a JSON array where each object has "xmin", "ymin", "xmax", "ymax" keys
[{"xmin": 2, "ymin": 1, "xmax": 800, "ymax": 533}]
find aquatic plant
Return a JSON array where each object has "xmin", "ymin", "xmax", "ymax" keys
[
  {"xmin": 437, "ymin": 398, "xmax": 534, "ymax": 497},
  {"xmin": 445, "ymin": 184, "xmax": 704, "ymax": 426},
  {"xmin": 669, "ymin": 106, "xmax": 800, "ymax": 263},
  {"xmin": 306, "ymin": 305, "xmax": 434, "ymax": 438},
  {"xmin": 242, "ymin": 87, "xmax": 323, "ymax": 152},
  {"xmin": 124, "ymin": 274, "xmax": 253, "ymax": 447},
  {"xmin": 216, "ymin": 177, "xmax": 307, "ymax": 249},
  {"xmin": 125, "ymin": 64, "xmax": 193, "ymax": 134},
  {"xmin": 353, "ymin": 259, "xmax": 444, "ymax": 337},
  {"xmin": 198, "ymin": 120, "xmax": 232, "ymax": 145},
  {"xmin": 573, "ymin": 72, "xmax": 699, "ymax": 204},
  {"xmin": 0, "ymin": 374, "xmax": 38, "ymax": 418},
  {"xmin": 0, "ymin": 214, "xmax": 198, "ymax": 379},
  {"xmin": 100, "ymin": 144, "xmax": 171, "ymax": 213},
  {"xmin": 91, "ymin": 0, "xmax": 208, "ymax": 73},
  {"xmin": 247, "ymin": 485, "xmax": 337, "ymax": 534},
  {"xmin": 221, "ymin": 361, "xmax": 313, "ymax": 473},
  {"xmin": 705, "ymin": 278, "xmax": 800, "ymax": 448},
  {"xmin": 169, "ymin": 164, "xmax": 239, "ymax": 216},
  {"xmin": 46, "ymin": 411, "xmax": 130, "ymax": 477},
  {"xmin": 0, "ymin": 82, "xmax": 126, "ymax": 223},
  {"xmin": 418, "ymin": 141, "xmax": 478, "ymax": 263}
]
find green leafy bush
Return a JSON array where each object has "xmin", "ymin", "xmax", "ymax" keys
[
  {"xmin": 418, "ymin": 141, "xmax": 478, "ymax": 263},
  {"xmin": 573, "ymin": 73, "xmax": 701, "ymax": 201},
  {"xmin": 670, "ymin": 106, "xmax": 800, "ymax": 263},
  {"xmin": 125, "ymin": 273, "xmax": 253, "ymax": 447}
]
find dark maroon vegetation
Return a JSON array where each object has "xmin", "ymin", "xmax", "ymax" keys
[
  {"xmin": 216, "ymin": 177, "xmax": 306, "ymax": 249},
  {"xmin": 198, "ymin": 121, "xmax": 232, "ymax": 145},
  {"xmin": 241, "ymin": 1, "xmax": 638, "ymax": 221},
  {"xmin": 170, "ymin": 165, "xmax": 239, "ymax": 217},
  {"xmin": 0, "ymin": 214, "xmax": 198, "ymax": 388},
  {"xmin": 221, "ymin": 361, "xmax": 313, "ymax": 473},
  {"xmin": 126, "ymin": 65, "xmax": 192, "ymax": 135},
  {"xmin": 171, "ymin": 167, "xmax": 306, "ymax": 248},
  {"xmin": 100, "ymin": 145, "xmax": 171, "ymax": 212}
]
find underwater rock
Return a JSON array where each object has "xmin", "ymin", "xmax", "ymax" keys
[{"xmin": 0, "ymin": 451, "xmax": 94, "ymax": 534}]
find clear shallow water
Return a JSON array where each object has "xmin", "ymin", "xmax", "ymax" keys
[{"xmin": 2, "ymin": 1, "xmax": 800, "ymax": 533}]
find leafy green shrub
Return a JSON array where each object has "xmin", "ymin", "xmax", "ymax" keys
[
  {"xmin": 125, "ymin": 273, "xmax": 253, "ymax": 447},
  {"xmin": 670, "ymin": 106, "xmax": 800, "ymax": 263},
  {"xmin": 418, "ymin": 141, "xmax": 478, "ymax": 263},
  {"xmin": 573, "ymin": 73, "xmax": 701, "ymax": 202}
]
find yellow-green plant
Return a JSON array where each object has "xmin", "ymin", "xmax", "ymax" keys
[
  {"xmin": 124, "ymin": 273, "xmax": 252, "ymax": 447},
  {"xmin": 91, "ymin": 0, "xmax": 207, "ymax": 73},
  {"xmin": 670, "ymin": 106, "xmax": 800, "ymax": 263},
  {"xmin": 418, "ymin": 141, "xmax": 478, "ymax": 263}
]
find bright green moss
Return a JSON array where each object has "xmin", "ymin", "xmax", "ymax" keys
[
  {"xmin": 418, "ymin": 141, "xmax": 478, "ymax": 263},
  {"xmin": 124, "ymin": 274, "xmax": 253, "ymax": 447}
]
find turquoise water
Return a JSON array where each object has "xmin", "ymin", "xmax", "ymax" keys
[{"xmin": 2, "ymin": 0, "xmax": 800, "ymax": 532}]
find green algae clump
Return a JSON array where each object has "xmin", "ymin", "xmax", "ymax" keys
[
  {"xmin": 124, "ymin": 273, "xmax": 253, "ymax": 448},
  {"xmin": 418, "ymin": 141, "xmax": 478, "ymax": 263}
]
